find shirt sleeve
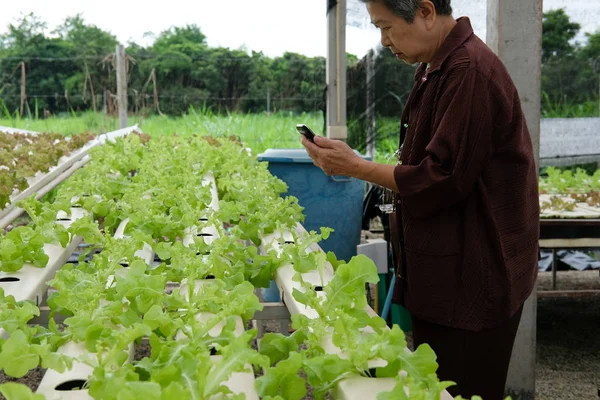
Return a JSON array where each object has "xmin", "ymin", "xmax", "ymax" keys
[{"xmin": 394, "ymin": 63, "xmax": 501, "ymax": 218}]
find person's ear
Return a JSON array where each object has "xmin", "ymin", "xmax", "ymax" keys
[{"xmin": 418, "ymin": 0, "xmax": 437, "ymax": 30}]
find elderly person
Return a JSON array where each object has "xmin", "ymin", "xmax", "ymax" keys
[{"xmin": 301, "ymin": 0, "xmax": 539, "ymax": 399}]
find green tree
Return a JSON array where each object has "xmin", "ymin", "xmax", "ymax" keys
[
  {"xmin": 0, "ymin": 13, "xmax": 80, "ymax": 116},
  {"xmin": 152, "ymin": 25, "xmax": 207, "ymax": 55},
  {"xmin": 580, "ymin": 31, "xmax": 600, "ymax": 61},
  {"xmin": 244, "ymin": 51, "xmax": 274, "ymax": 112},
  {"xmin": 581, "ymin": 31, "xmax": 600, "ymax": 116},
  {"xmin": 540, "ymin": 9, "xmax": 599, "ymax": 116},
  {"xmin": 129, "ymin": 24, "xmax": 211, "ymax": 114},
  {"xmin": 0, "ymin": 14, "xmax": 336, "ymax": 117},
  {"xmin": 346, "ymin": 48, "xmax": 416, "ymax": 150},
  {"xmin": 270, "ymin": 52, "xmax": 325, "ymax": 112},
  {"xmin": 54, "ymin": 15, "xmax": 119, "ymax": 112},
  {"xmin": 0, "ymin": 13, "xmax": 47, "ymax": 50},
  {"xmin": 542, "ymin": 9, "xmax": 581, "ymax": 62},
  {"xmin": 54, "ymin": 14, "xmax": 117, "ymax": 56}
]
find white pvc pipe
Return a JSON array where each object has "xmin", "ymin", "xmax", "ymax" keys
[
  {"xmin": 176, "ymin": 280, "xmax": 258, "ymax": 400},
  {"xmin": 202, "ymin": 172, "xmax": 220, "ymax": 212},
  {"xmin": 36, "ymin": 216, "xmax": 146, "ymax": 398},
  {"xmin": 35, "ymin": 341, "xmax": 95, "ymax": 399},
  {"xmin": 0, "ymin": 124, "xmax": 141, "ymax": 229},
  {"xmin": 36, "ymin": 338, "xmax": 135, "ymax": 399},
  {"xmin": 258, "ymin": 224, "xmax": 454, "ymax": 400},
  {"xmin": 0, "ymin": 207, "xmax": 87, "ymax": 304},
  {"xmin": 182, "ymin": 173, "xmax": 221, "ymax": 248},
  {"xmin": 105, "ymin": 218, "xmax": 155, "ymax": 289},
  {"xmin": 0, "ymin": 126, "xmax": 40, "ymax": 135}
]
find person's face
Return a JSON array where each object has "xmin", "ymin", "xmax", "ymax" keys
[{"xmin": 367, "ymin": 1, "xmax": 434, "ymax": 65}]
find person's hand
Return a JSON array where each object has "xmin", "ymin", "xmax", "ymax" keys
[{"xmin": 301, "ymin": 135, "xmax": 364, "ymax": 177}]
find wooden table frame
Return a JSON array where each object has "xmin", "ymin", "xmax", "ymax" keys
[{"xmin": 539, "ymin": 219, "xmax": 600, "ymax": 290}]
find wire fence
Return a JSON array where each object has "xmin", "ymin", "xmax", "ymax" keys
[
  {"xmin": 1, "ymin": 53, "xmax": 599, "ymax": 157},
  {"xmin": 0, "ymin": 51, "xmax": 328, "ymax": 116}
]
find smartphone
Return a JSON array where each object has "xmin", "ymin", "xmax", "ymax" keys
[{"xmin": 296, "ymin": 124, "xmax": 316, "ymax": 143}]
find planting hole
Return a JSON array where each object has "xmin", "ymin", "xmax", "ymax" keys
[
  {"xmin": 314, "ymin": 286, "xmax": 323, "ymax": 292},
  {"xmin": 367, "ymin": 368, "xmax": 377, "ymax": 378},
  {"xmin": 205, "ymin": 275, "xmax": 215, "ymax": 280},
  {"xmin": 0, "ymin": 277, "xmax": 20, "ymax": 283},
  {"xmin": 197, "ymin": 233, "xmax": 214, "ymax": 237},
  {"xmin": 209, "ymin": 347, "xmax": 218, "ymax": 356},
  {"xmin": 57, "ymin": 218, "xmax": 71, "ymax": 222},
  {"xmin": 284, "ymin": 240, "xmax": 295, "ymax": 244},
  {"xmin": 120, "ymin": 262, "xmax": 129, "ymax": 268},
  {"xmin": 55, "ymin": 380, "xmax": 87, "ymax": 391},
  {"xmin": 199, "ymin": 218, "xmax": 209, "ymax": 222}
]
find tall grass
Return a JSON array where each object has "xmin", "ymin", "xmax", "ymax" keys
[
  {"xmin": 0, "ymin": 109, "xmax": 324, "ymax": 154},
  {"xmin": 541, "ymin": 92, "xmax": 600, "ymax": 118},
  {"xmin": 0, "ymin": 108, "xmax": 401, "ymax": 162},
  {"xmin": 0, "ymin": 109, "xmax": 115, "ymax": 135},
  {"xmin": 3, "ymin": 103, "xmax": 599, "ymax": 167},
  {"xmin": 138, "ymin": 107, "xmax": 325, "ymax": 154}
]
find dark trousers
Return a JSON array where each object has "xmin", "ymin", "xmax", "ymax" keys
[{"xmin": 411, "ymin": 306, "xmax": 524, "ymax": 400}]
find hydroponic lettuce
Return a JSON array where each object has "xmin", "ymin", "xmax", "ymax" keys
[
  {"xmin": 0, "ymin": 197, "xmax": 69, "ymax": 272},
  {"xmin": 51, "ymin": 134, "xmax": 303, "ymax": 244},
  {"xmin": 539, "ymin": 167, "xmax": 600, "ymax": 208},
  {"xmin": 539, "ymin": 167, "xmax": 600, "ymax": 194},
  {"xmin": 0, "ymin": 289, "xmax": 73, "ymax": 378},
  {"xmin": 0, "ymin": 131, "xmax": 94, "ymax": 209},
  {"xmin": 0, "ymin": 382, "xmax": 45, "ymax": 400},
  {"xmin": 0, "ymin": 134, "xmax": 300, "ymax": 399},
  {"xmin": 256, "ymin": 255, "xmax": 441, "ymax": 399},
  {"xmin": 0, "ymin": 134, "xmax": 497, "ymax": 400},
  {"xmin": 0, "ymin": 195, "xmax": 102, "ymax": 272}
]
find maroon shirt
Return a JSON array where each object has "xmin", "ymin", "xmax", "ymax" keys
[{"xmin": 392, "ymin": 17, "xmax": 539, "ymax": 331}]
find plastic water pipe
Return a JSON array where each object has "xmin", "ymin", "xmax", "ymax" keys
[{"xmin": 381, "ymin": 273, "xmax": 396, "ymax": 321}]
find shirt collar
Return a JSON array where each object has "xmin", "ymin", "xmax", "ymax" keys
[{"xmin": 415, "ymin": 17, "xmax": 474, "ymax": 80}]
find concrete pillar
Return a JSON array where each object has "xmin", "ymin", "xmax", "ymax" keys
[
  {"xmin": 326, "ymin": 0, "xmax": 348, "ymax": 140},
  {"xmin": 487, "ymin": 0, "xmax": 543, "ymax": 399}
]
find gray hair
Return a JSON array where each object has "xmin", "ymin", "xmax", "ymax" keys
[{"xmin": 359, "ymin": 0, "xmax": 453, "ymax": 23}]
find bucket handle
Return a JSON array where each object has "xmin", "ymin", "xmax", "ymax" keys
[{"xmin": 330, "ymin": 175, "xmax": 352, "ymax": 182}]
